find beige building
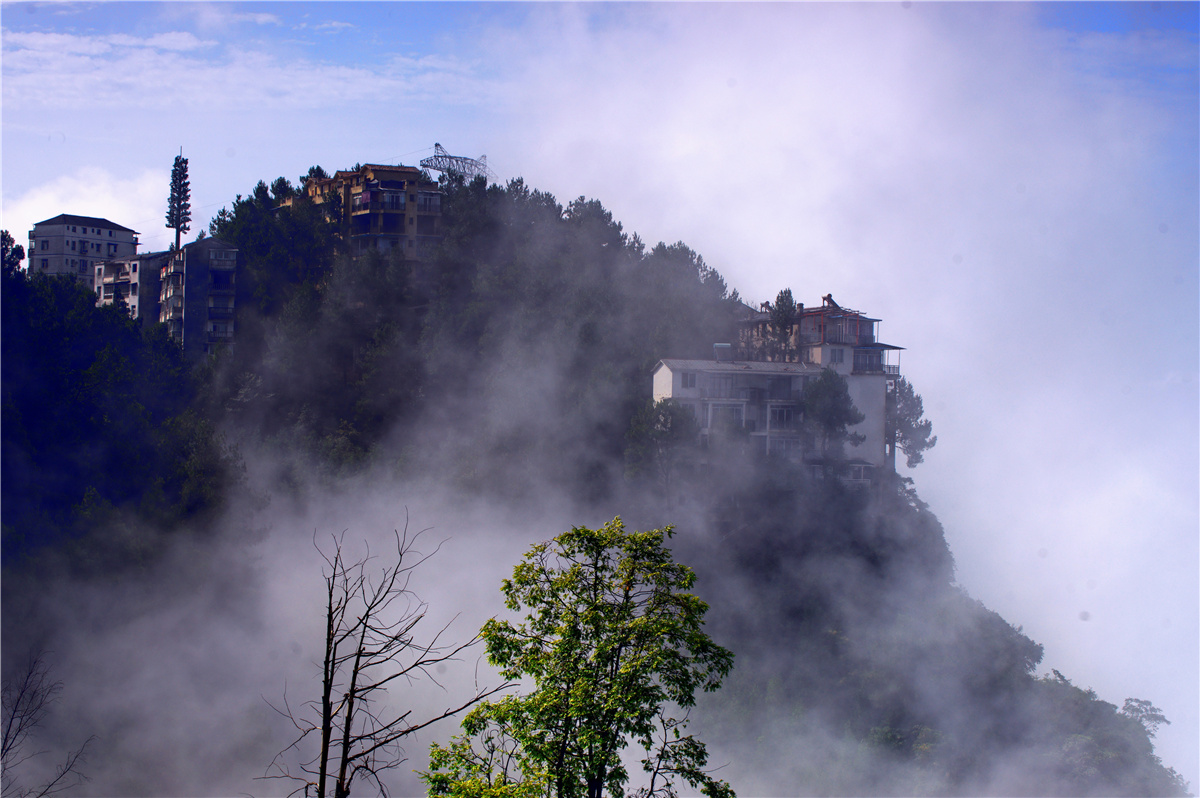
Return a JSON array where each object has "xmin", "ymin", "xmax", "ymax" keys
[
  {"xmin": 28, "ymin": 214, "xmax": 139, "ymax": 288},
  {"xmin": 289, "ymin": 163, "xmax": 443, "ymax": 257}
]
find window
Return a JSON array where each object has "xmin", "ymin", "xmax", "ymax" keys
[
  {"xmin": 710, "ymin": 404, "xmax": 744, "ymax": 428},
  {"xmin": 829, "ymin": 348, "xmax": 844, "ymax": 364},
  {"xmin": 416, "ymin": 192, "xmax": 441, "ymax": 213},
  {"xmin": 770, "ymin": 405, "xmax": 797, "ymax": 429},
  {"xmin": 108, "ymin": 230, "xmax": 113, "ymax": 237},
  {"xmin": 41, "ymin": 259, "xmax": 48, "ymax": 268},
  {"xmin": 97, "ymin": 267, "xmax": 102, "ymax": 276},
  {"xmin": 680, "ymin": 372, "xmax": 696, "ymax": 389},
  {"xmin": 40, "ymin": 239, "xmax": 48, "ymax": 250},
  {"xmin": 70, "ymin": 240, "xmax": 76, "ymax": 250},
  {"xmin": 711, "ymin": 376, "xmax": 734, "ymax": 397},
  {"xmin": 132, "ymin": 263, "xmax": 137, "ymax": 273}
]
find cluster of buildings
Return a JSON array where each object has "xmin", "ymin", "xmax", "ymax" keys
[
  {"xmin": 653, "ymin": 295, "xmax": 902, "ymax": 480},
  {"xmin": 27, "ymin": 215, "xmax": 241, "ymax": 360},
  {"xmin": 25, "ymin": 166, "xmax": 903, "ymax": 481},
  {"xmin": 25, "ymin": 163, "xmax": 446, "ymax": 360}
]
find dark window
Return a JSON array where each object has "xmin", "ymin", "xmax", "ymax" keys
[{"xmin": 681, "ymin": 372, "xmax": 696, "ymax": 389}]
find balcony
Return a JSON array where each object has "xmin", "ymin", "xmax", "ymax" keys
[{"xmin": 207, "ymin": 306, "xmax": 234, "ymax": 319}]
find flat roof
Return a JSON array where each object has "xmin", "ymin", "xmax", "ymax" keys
[{"xmin": 656, "ymin": 358, "xmax": 825, "ymax": 375}]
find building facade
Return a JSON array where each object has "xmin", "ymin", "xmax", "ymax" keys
[
  {"xmin": 28, "ymin": 214, "xmax": 139, "ymax": 288},
  {"xmin": 289, "ymin": 163, "xmax": 444, "ymax": 257},
  {"xmin": 653, "ymin": 296, "xmax": 903, "ymax": 480},
  {"xmin": 157, "ymin": 237, "xmax": 239, "ymax": 358},
  {"xmin": 95, "ymin": 251, "xmax": 171, "ymax": 323}
]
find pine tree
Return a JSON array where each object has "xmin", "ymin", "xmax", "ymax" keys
[{"xmin": 166, "ymin": 153, "xmax": 192, "ymax": 251}]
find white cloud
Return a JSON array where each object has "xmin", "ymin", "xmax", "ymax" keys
[{"xmin": 4, "ymin": 167, "xmax": 166, "ymax": 253}]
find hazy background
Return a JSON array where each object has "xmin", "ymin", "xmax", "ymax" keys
[{"xmin": 3, "ymin": 1, "xmax": 1197, "ymax": 790}]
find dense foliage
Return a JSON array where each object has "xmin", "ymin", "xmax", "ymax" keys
[
  {"xmin": 1, "ymin": 161, "xmax": 1189, "ymax": 797},
  {"xmin": 1, "ymin": 260, "xmax": 238, "ymax": 567},
  {"xmin": 425, "ymin": 519, "xmax": 734, "ymax": 798}
]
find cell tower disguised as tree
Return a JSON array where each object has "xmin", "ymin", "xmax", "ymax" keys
[{"xmin": 166, "ymin": 152, "xmax": 191, "ymax": 251}]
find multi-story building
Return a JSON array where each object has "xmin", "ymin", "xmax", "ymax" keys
[
  {"xmin": 27, "ymin": 214, "xmax": 139, "ymax": 288},
  {"xmin": 288, "ymin": 163, "xmax": 443, "ymax": 257},
  {"xmin": 653, "ymin": 295, "xmax": 902, "ymax": 480},
  {"xmin": 155, "ymin": 237, "xmax": 239, "ymax": 359},
  {"xmin": 94, "ymin": 251, "xmax": 172, "ymax": 323}
]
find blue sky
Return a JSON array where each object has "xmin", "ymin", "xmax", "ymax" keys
[{"xmin": 3, "ymin": 2, "xmax": 1198, "ymax": 792}]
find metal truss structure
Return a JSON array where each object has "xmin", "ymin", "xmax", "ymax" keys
[{"xmin": 420, "ymin": 143, "xmax": 495, "ymax": 182}]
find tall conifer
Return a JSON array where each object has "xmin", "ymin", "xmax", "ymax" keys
[{"xmin": 166, "ymin": 153, "xmax": 191, "ymax": 251}]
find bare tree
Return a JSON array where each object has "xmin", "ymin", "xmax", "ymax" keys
[
  {"xmin": 264, "ymin": 523, "xmax": 508, "ymax": 798},
  {"xmin": 1, "ymin": 652, "xmax": 93, "ymax": 798}
]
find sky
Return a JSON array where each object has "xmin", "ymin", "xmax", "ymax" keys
[{"xmin": 3, "ymin": 0, "xmax": 1198, "ymax": 791}]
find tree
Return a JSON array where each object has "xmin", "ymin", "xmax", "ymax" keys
[
  {"xmin": 802, "ymin": 368, "xmax": 864, "ymax": 460},
  {"xmin": 271, "ymin": 176, "xmax": 297, "ymax": 205},
  {"xmin": 2, "ymin": 230, "xmax": 24, "ymax": 274},
  {"xmin": 768, "ymin": 288, "xmax": 797, "ymax": 362},
  {"xmin": 424, "ymin": 518, "xmax": 734, "ymax": 798},
  {"xmin": 886, "ymin": 376, "xmax": 937, "ymax": 469},
  {"xmin": 1120, "ymin": 698, "xmax": 1170, "ymax": 739},
  {"xmin": 265, "ymin": 525, "xmax": 506, "ymax": 798},
  {"xmin": 1, "ymin": 652, "xmax": 93, "ymax": 797},
  {"xmin": 624, "ymin": 399, "xmax": 699, "ymax": 496},
  {"xmin": 166, "ymin": 152, "xmax": 192, "ymax": 251}
]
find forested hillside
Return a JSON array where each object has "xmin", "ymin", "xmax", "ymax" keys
[{"xmin": 0, "ymin": 173, "xmax": 1188, "ymax": 796}]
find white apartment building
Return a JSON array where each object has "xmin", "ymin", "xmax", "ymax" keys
[
  {"xmin": 28, "ymin": 215, "xmax": 139, "ymax": 288},
  {"xmin": 652, "ymin": 296, "xmax": 902, "ymax": 481}
]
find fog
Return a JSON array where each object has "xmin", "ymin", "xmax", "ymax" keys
[{"xmin": 3, "ymin": 2, "xmax": 1196, "ymax": 794}]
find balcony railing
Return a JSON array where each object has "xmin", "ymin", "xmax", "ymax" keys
[{"xmin": 208, "ymin": 307, "xmax": 234, "ymax": 319}]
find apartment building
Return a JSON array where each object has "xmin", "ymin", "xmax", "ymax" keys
[
  {"xmin": 28, "ymin": 214, "xmax": 139, "ymax": 288},
  {"xmin": 738, "ymin": 294, "xmax": 902, "ymax": 374},
  {"xmin": 290, "ymin": 163, "xmax": 443, "ymax": 257},
  {"xmin": 94, "ymin": 251, "xmax": 172, "ymax": 323},
  {"xmin": 653, "ymin": 296, "xmax": 903, "ymax": 480},
  {"xmin": 157, "ymin": 237, "xmax": 239, "ymax": 359}
]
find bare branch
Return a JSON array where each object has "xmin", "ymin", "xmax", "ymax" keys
[{"xmin": 266, "ymin": 518, "xmax": 506, "ymax": 798}]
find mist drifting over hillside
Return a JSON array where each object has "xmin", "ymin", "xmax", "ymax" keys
[
  {"xmin": 3, "ymin": 3, "xmax": 1196, "ymax": 796},
  {"xmin": 3, "ymin": 171, "xmax": 1192, "ymax": 796}
]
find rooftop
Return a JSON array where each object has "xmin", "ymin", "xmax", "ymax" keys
[
  {"xmin": 33, "ymin": 214, "xmax": 137, "ymax": 233},
  {"xmin": 656, "ymin": 358, "xmax": 824, "ymax": 375}
]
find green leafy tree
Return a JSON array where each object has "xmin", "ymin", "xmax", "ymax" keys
[
  {"xmin": 1120, "ymin": 698, "xmax": 1170, "ymax": 739},
  {"xmin": 424, "ymin": 519, "xmax": 734, "ymax": 798},
  {"xmin": 802, "ymin": 368, "xmax": 864, "ymax": 460},
  {"xmin": 166, "ymin": 153, "xmax": 192, "ymax": 251},
  {"xmin": 1, "ymin": 230, "xmax": 24, "ymax": 273},
  {"xmin": 768, "ymin": 288, "xmax": 797, "ymax": 362},
  {"xmin": 887, "ymin": 376, "xmax": 936, "ymax": 469}
]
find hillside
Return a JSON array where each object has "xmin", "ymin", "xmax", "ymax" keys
[{"xmin": 0, "ymin": 174, "xmax": 1188, "ymax": 796}]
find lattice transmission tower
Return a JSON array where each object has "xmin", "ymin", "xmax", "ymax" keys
[{"xmin": 420, "ymin": 143, "xmax": 496, "ymax": 182}]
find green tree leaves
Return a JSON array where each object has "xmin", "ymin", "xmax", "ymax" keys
[
  {"xmin": 887, "ymin": 376, "xmax": 937, "ymax": 468},
  {"xmin": 425, "ymin": 519, "xmax": 734, "ymax": 798},
  {"xmin": 166, "ymin": 153, "xmax": 192, "ymax": 250}
]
